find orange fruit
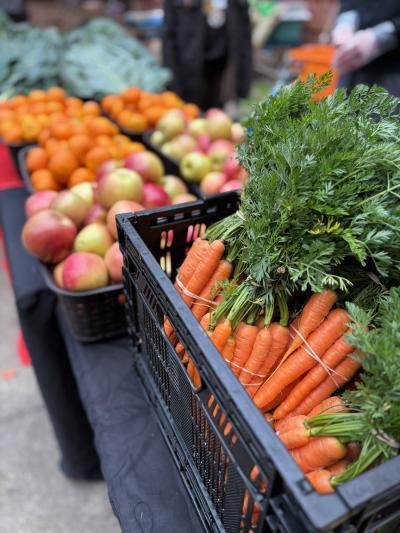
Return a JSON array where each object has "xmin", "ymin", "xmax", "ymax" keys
[
  {"xmin": 9, "ymin": 95, "xmax": 29, "ymax": 108},
  {"xmin": 84, "ymin": 146, "xmax": 112, "ymax": 171},
  {"xmin": 137, "ymin": 94, "xmax": 153, "ymax": 112},
  {"xmin": 109, "ymin": 98, "xmax": 124, "ymax": 118},
  {"xmin": 49, "ymin": 112, "xmax": 67, "ymax": 124},
  {"xmin": 38, "ymin": 128, "xmax": 51, "ymax": 146},
  {"xmin": 82, "ymin": 101, "xmax": 101, "ymax": 116},
  {"xmin": 88, "ymin": 116, "xmax": 115, "ymax": 136},
  {"xmin": 46, "ymin": 101, "xmax": 64, "ymax": 114},
  {"xmin": 101, "ymin": 95, "xmax": 118, "ymax": 113},
  {"xmin": 68, "ymin": 167, "xmax": 96, "ymax": 188},
  {"xmin": 65, "ymin": 96, "xmax": 83, "ymax": 108},
  {"xmin": 45, "ymin": 139, "xmax": 64, "ymax": 155},
  {"xmin": 68, "ymin": 134, "xmax": 93, "ymax": 164},
  {"xmin": 116, "ymin": 109, "xmax": 134, "ymax": 129},
  {"xmin": 36, "ymin": 114, "xmax": 50, "ymax": 128},
  {"xmin": 48, "ymin": 149, "xmax": 79, "ymax": 184},
  {"xmin": 121, "ymin": 87, "xmax": 141, "ymax": 105},
  {"xmin": 29, "ymin": 90, "xmax": 47, "ymax": 103},
  {"xmin": 30, "ymin": 102, "xmax": 47, "ymax": 115},
  {"xmin": 113, "ymin": 134, "xmax": 131, "ymax": 145},
  {"xmin": 50, "ymin": 121, "xmax": 73, "ymax": 140},
  {"xmin": 2, "ymin": 124, "xmax": 22, "ymax": 143},
  {"xmin": 31, "ymin": 169, "xmax": 61, "ymax": 191},
  {"xmin": 95, "ymin": 134, "xmax": 114, "ymax": 147},
  {"xmin": 70, "ymin": 121, "xmax": 88, "ymax": 136},
  {"xmin": 26, "ymin": 147, "xmax": 49, "ymax": 172},
  {"xmin": 124, "ymin": 112, "xmax": 148, "ymax": 132},
  {"xmin": 182, "ymin": 103, "xmax": 200, "ymax": 120},
  {"xmin": 0, "ymin": 109, "xmax": 14, "ymax": 121},
  {"xmin": 14, "ymin": 105, "xmax": 31, "ymax": 117},
  {"xmin": 145, "ymin": 106, "xmax": 167, "ymax": 127},
  {"xmin": 162, "ymin": 91, "xmax": 184, "ymax": 108},
  {"xmin": 47, "ymin": 86, "xmax": 66, "ymax": 102},
  {"xmin": 114, "ymin": 141, "xmax": 145, "ymax": 159}
]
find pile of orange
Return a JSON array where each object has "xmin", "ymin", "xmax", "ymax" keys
[
  {"xmin": 26, "ymin": 114, "xmax": 145, "ymax": 191},
  {"xmin": 0, "ymin": 87, "xmax": 105, "ymax": 144},
  {"xmin": 101, "ymin": 87, "xmax": 200, "ymax": 132}
]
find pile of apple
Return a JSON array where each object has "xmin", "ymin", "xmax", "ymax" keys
[
  {"xmin": 150, "ymin": 108, "xmax": 248, "ymax": 195},
  {"xmin": 21, "ymin": 150, "xmax": 195, "ymax": 292}
]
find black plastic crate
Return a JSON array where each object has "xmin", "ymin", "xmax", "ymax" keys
[
  {"xmin": 117, "ymin": 195, "xmax": 400, "ymax": 533},
  {"xmin": 2, "ymin": 139, "xmax": 34, "ymax": 178},
  {"xmin": 40, "ymin": 264, "xmax": 126, "ymax": 343}
]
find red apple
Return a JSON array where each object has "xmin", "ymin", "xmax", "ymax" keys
[
  {"xmin": 237, "ymin": 167, "xmax": 249, "ymax": 184},
  {"xmin": 104, "ymin": 242, "xmax": 123, "ymax": 283},
  {"xmin": 142, "ymin": 183, "xmax": 171, "ymax": 209},
  {"xmin": 96, "ymin": 159, "xmax": 122, "ymax": 180},
  {"xmin": 200, "ymin": 172, "xmax": 227, "ymax": 195},
  {"xmin": 62, "ymin": 252, "xmax": 108, "ymax": 291},
  {"xmin": 206, "ymin": 112, "xmax": 232, "ymax": 140},
  {"xmin": 204, "ymin": 108, "xmax": 225, "ymax": 119},
  {"xmin": 161, "ymin": 175, "xmax": 188, "ymax": 200},
  {"xmin": 22, "ymin": 209, "xmax": 77, "ymax": 263},
  {"xmin": 172, "ymin": 193, "xmax": 197, "ymax": 204},
  {"xmin": 197, "ymin": 134, "xmax": 211, "ymax": 154},
  {"xmin": 97, "ymin": 168, "xmax": 143, "ymax": 209},
  {"xmin": 220, "ymin": 179, "xmax": 243, "ymax": 192},
  {"xmin": 223, "ymin": 154, "xmax": 242, "ymax": 180},
  {"xmin": 53, "ymin": 260, "xmax": 65, "ymax": 288},
  {"xmin": 74, "ymin": 223, "xmax": 113, "ymax": 257},
  {"xmin": 124, "ymin": 151, "xmax": 164, "ymax": 183},
  {"xmin": 25, "ymin": 191, "xmax": 58, "ymax": 218},
  {"xmin": 84, "ymin": 204, "xmax": 108, "ymax": 225},
  {"xmin": 106, "ymin": 200, "xmax": 144, "ymax": 239},
  {"xmin": 208, "ymin": 140, "xmax": 235, "ymax": 170},
  {"xmin": 50, "ymin": 190, "xmax": 90, "ymax": 227}
]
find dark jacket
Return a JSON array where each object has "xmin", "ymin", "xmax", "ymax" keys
[
  {"xmin": 339, "ymin": 0, "xmax": 400, "ymax": 94},
  {"xmin": 162, "ymin": 0, "xmax": 252, "ymax": 106}
]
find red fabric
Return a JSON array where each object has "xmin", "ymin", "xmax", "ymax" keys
[
  {"xmin": 0, "ymin": 144, "xmax": 24, "ymax": 191},
  {"xmin": 17, "ymin": 331, "xmax": 32, "ymax": 366}
]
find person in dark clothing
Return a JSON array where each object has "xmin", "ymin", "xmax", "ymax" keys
[
  {"xmin": 332, "ymin": 0, "xmax": 400, "ymax": 95},
  {"xmin": 162, "ymin": 0, "xmax": 252, "ymax": 110}
]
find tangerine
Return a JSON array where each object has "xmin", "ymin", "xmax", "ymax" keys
[
  {"xmin": 29, "ymin": 90, "xmax": 47, "ymax": 103},
  {"xmin": 89, "ymin": 116, "xmax": 115, "ymax": 136},
  {"xmin": 38, "ymin": 128, "xmax": 51, "ymax": 146},
  {"xmin": 109, "ymin": 98, "xmax": 124, "ymax": 118},
  {"xmin": 31, "ymin": 169, "xmax": 61, "ymax": 191},
  {"xmin": 50, "ymin": 121, "xmax": 73, "ymax": 140},
  {"xmin": 115, "ymin": 141, "xmax": 145, "ymax": 159},
  {"xmin": 82, "ymin": 101, "xmax": 101, "ymax": 116},
  {"xmin": 121, "ymin": 87, "xmax": 141, "ymax": 105},
  {"xmin": 46, "ymin": 101, "xmax": 64, "ymax": 114},
  {"xmin": 65, "ymin": 96, "xmax": 83, "ymax": 108},
  {"xmin": 68, "ymin": 167, "xmax": 96, "ymax": 188},
  {"xmin": 145, "ymin": 106, "xmax": 167, "ymax": 127},
  {"xmin": 84, "ymin": 146, "xmax": 112, "ymax": 171},
  {"xmin": 113, "ymin": 134, "xmax": 131, "ymax": 145},
  {"xmin": 26, "ymin": 147, "xmax": 49, "ymax": 172},
  {"xmin": 47, "ymin": 86, "xmax": 66, "ymax": 102},
  {"xmin": 182, "ymin": 103, "xmax": 200, "ymax": 120},
  {"xmin": 95, "ymin": 134, "xmax": 114, "ymax": 147},
  {"xmin": 48, "ymin": 149, "xmax": 79, "ymax": 184},
  {"xmin": 2, "ymin": 124, "xmax": 22, "ymax": 143},
  {"xmin": 9, "ymin": 95, "xmax": 28, "ymax": 108},
  {"xmin": 68, "ymin": 134, "xmax": 93, "ymax": 164},
  {"xmin": 101, "ymin": 94, "xmax": 118, "ymax": 113}
]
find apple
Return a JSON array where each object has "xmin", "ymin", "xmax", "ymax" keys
[
  {"xmin": 188, "ymin": 118, "xmax": 208, "ymax": 139},
  {"xmin": 208, "ymin": 139, "xmax": 235, "ymax": 170},
  {"xmin": 237, "ymin": 167, "xmax": 249, "ymax": 184},
  {"xmin": 96, "ymin": 168, "xmax": 143, "ymax": 209},
  {"xmin": 231, "ymin": 122, "xmax": 245, "ymax": 144},
  {"xmin": 74, "ymin": 223, "xmax": 113, "ymax": 257},
  {"xmin": 50, "ymin": 190, "xmax": 90, "ymax": 227},
  {"xmin": 53, "ymin": 260, "xmax": 65, "ymax": 288},
  {"xmin": 150, "ymin": 130, "xmax": 165, "ymax": 148},
  {"xmin": 25, "ymin": 191, "xmax": 58, "ymax": 218},
  {"xmin": 142, "ymin": 183, "xmax": 171, "ymax": 209},
  {"xmin": 223, "ymin": 154, "xmax": 242, "ymax": 181},
  {"xmin": 156, "ymin": 109, "xmax": 185, "ymax": 140},
  {"xmin": 204, "ymin": 108, "xmax": 225, "ymax": 119},
  {"xmin": 71, "ymin": 182, "xmax": 95, "ymax": 208},
  {"xmin": 96, "ymin": 159, "xmax": 122, "ymax": 180},
  {"xmin": 161, "ymin": 175, "xmax": 188, "ymax": 199},
  {"xmin": 220, "ymin": 179, "xmax": 243, "ymax": 192},
  {"xmin": 104, "ymin": 242, "xmax": 124, "ymax": 283},
  {"xmin": 197, "ymin": 134, "xmax": 211, "ymax": 154},
  {"xmin": 172, "ymin": 133, "xmax": 197, "ymax": 154},
  {"xmin": 200, "ymin": 172, "xmax": 228, "ymax": 195},
  {"xmin": 84, "ymin": 204, "xmax": 107, "ymax": 225},
  {"xmin": 172, "ymin": 193, "xmax": 198, "ymax": 204},
  {"xmin": 62, "ymin": 252, "xmax": 108, "ymax": 291},
  {"xmin": 206, "ymin": 112, "xmax": 232, "ymax": 140},
  {"xmin": 180, "ymin": 153, "xmax": 212, "ymax": 183},
  {"xmin": 106, "ymin": 200, "xmax": 144, "ymax": 239},
  {"xmin": 160, "ymin": 141, "xmax": 183, "ymax": 161},
  {"xmin": 124, "ymin": 151, "xmax": 164, "ymax": 183},
  {"xmin": 22, "ymin": 209, "xmax": 77, "ymax": 263}
]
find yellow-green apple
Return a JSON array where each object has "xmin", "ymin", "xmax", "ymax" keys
[
  {"xmin": 206, "ymin": 112, "xmax": 232, "ymax": 140},
  {"xmin": 104, "ymin": 242, "xmax": 123, "ymax": 283},
  {"xmin": 188, "ymin": 118, "xmax": 208, "ymax": 139},
  {"xmin": 71, "ymin": 182, "xmax": 95, "ymax": 208},
  {"xmin": 200, "ymin": 172, "xmax": 227, "ymax": 195},
  {"xmin": 25, "ymin": 191, "xmax": 58, "ymax": 218},
  {"xmin": 22, "ymin": 209, "xmax": 77, "ymax": 263},
  {"xmin": 124, "ymin": 151, "xmax": 164, "ymax": 183},
  {"xmin": 172, "ymin": 193, "xmax": 197, "ymax": 204},
  {"xmin": 150, "ymin": 130, "xmax": 165, "ymax": 147},
  {"xmin": 62, "ymin": 252, "xmax": 108, "ymax": 291},
  {"xmin": 97, "ymin": 168, "xmax": 143, "ymax": 209},
  {"xmin": 106, "ymin": 200, "xmax": 144, "ymax": 239},
  {"xmin": 84, "ymin": 204, "xmax": 107, "ymax": 226},
  {"xmin": 180, "ymin": 153, "xmax": 212, "ymax": 183},
  {"xmin": 171, "ymin": 134, "xmax": 197, "ymax": 158},
  {"xmin": 50, "ymin": 190, "xmax": 90, "ymax": 227},
  {"xmin": 96, "ymin": 159, "xmax": 122, "ymax": 180},
  {"xmin": 74, "ymin": 223, "xmax": 113, "ymax": 257},
  {"xmin": 161, "ymin": 175, "xmax": 188, "ymax": 199},
  {"xmin": 156, "ymin": 109, "xmax": 185, "ymax": 140},
  {"xmin": 53, "ymin": 260, "xmax": 65, "ymax": 288},
  {"xmin": 208, "ymin": 140, "xmax": 234, "ymax": 170},
  {"xmin": 220, "ymin": 179, "xmax": 243, "ymax": 192},
  {"xmin": 142, "ymin": 183, "xmax": 171, "ymax": 208},
  {"xmin": 231, "ymin": 122, "xmax": 245, "ymax": 144}
]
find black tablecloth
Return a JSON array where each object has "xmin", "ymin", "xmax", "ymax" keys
[{"xmin": 0, "ymin": 187, "xmax": 203, "ymax": 532}]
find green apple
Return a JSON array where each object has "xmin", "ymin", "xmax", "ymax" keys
[
  {"xmin": 156, "ymin": 109, "xmax": 185, "ymax": 140},
  {"xmin": 188, "ymin": 118, "xmax": 208, "ymax": 139},
  {"xmin": 150, "ymin": 130, "xmax": 165, "ymax": 148},
  {"xmin": 180, "ymin": 153, "xmax": 212, "ymax": 183}
]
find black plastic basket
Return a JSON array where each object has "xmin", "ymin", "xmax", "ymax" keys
[
  {"xmin": 117, "ymin": 195, "xmax": 400, "ymax": 533},
  {"xmin": 1, "ymin": 139, "xmax": 34, "ymax": 177},
  {"xmin": 41, "ymin": 264, "xmax": 126, "ymax": 343},
  {"xmin": 17, "ymin": 145, "xmax": 36, "ymax": 193}
]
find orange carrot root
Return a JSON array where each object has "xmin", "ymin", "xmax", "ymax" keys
[
  {"xmin": 306, "ymin": 470, "xmax": 334, "ymax": 494},
  {"xmin": 291, "ymin": 436, "xmax": 347, "ymax": 473}
]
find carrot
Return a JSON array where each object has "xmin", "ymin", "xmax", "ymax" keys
[
  {"xmin": 254, "ymin": 309, "xmax": 348, "ymax": 411},
  {"xmin": 210, "ymin": 318, "xmax": 232, "ymax": 352},
  {"xmin": 248, "ymin": 323, "xmax": 290, "ymax": 397},
  {"xmin": 328, "ymin": 459, "xmax": 349, "ymax": 476},
  {"xmin": 264, "ymin": 413, "xmax": 274, "ymax": 427},
  {"xmin": 261, "ymin": 378, "xmax": 303, "ymax": 412},
  {"xmin": 240, "ymin": 327, "xmax": 272, "ymax": 386},
  {"xmin": 291, "ymin": 356, "xmax": 361, "ymax": 416},
  {"xmin": 273, "ymin": 333, "xmax": 353, "ymax": 420},
  {"xmin": 187, "ymin": 358, "xmax": 201, "ymax": 388},
  {"xmin": 307, "ymin": 396, "xmax": 347, "ymax": 418},
  {"xmin": 279, "ymin": 426, "xmax": 310, "ymax": 449},
  {"xmin": 285, "ymin": 289, "xmax": 337, "ymax": 357},
  {"xmin": 275, "ymin": 415, "xmax": 307, "ymax": 434},
  {"xmin": 291, "ymin": 436, "xmax": 347, "ymax": 473},
  {"xmin": 191, "ymin": 260, "xmax": 232, "ymax": 321},
  {"xmin": 181, "ymin": 240, "xmax": 225, "ymax": 308},
  {"xmin": 289, "ymin": 317, "xmax": 300, "ymax": 341},
  {"xmin": 346, "ymin": 442, "xmax": 361, "ymax": 462},
  {"xmin": 230, "ymin": 322, "xmax": 258, "ymax": 376},
  {"xmin": 221, "ymin": 336, "xmax": 236, "ymax": 364},
  {"xmin": 183, "ymin": 313, "xmax": 211, "ymax": 366},
  {"xmin": 176, "ymin": 342, "xmax": 185, "ymax": 358},
  {"xmin": 306, "ymin": 470, "xmax": 334, "ymax": 494}
]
